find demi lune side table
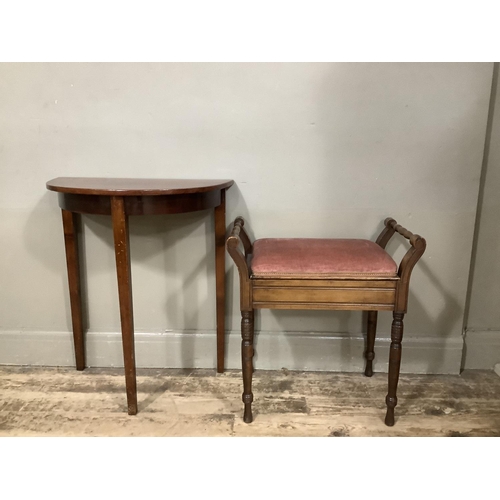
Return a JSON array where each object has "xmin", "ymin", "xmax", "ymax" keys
[{"xmin": 47, "ymin": 177, "xmax": 234, "ymax": 415}]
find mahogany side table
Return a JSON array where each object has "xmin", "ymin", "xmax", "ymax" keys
[{"xmin": 46, "ymin": 177, "xmax": 234, "ymax": 415}]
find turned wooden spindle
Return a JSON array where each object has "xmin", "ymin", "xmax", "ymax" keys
[
  {"xmin": 385, "ymin": 311, "xmax": 405, "ymax": 426},
  {"xmin": 364, "ymin": 311, "xmax": 378, "ymax": 377},
  {"xmin": 241, "ymin": 310, "xmax": 255, "ymax": 423}
]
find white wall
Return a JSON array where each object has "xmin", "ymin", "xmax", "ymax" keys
[
  {"xmin": 0, "ymin": 63, "xmax": 493, "ymax": 373},
  {"xmin": 464, "ymin": 64, "xmax": 500, "ymax": 369}
]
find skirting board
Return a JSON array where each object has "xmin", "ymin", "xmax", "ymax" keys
[
  {"xmin": 0, "ymin": 330, "xmax": 463, "ymax": 374},
  {"xmin": 463, "ymin": 330, "xmax": 500, "ymax": 370}
]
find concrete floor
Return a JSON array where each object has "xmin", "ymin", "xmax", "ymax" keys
[{"xmin": 0, "ymin": 366, "xmax": 499, "ymax": 436}]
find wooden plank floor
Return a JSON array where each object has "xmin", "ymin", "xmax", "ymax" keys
[{"xmin": 0, "ymin": 366, "xmax": 499, "ymax": 436}]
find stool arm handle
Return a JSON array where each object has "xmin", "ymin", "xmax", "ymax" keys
[
  {"xmin": 378, "ymin": 217, "xmax": 424, "ymax": 249},
  {"xmin": 377, "ymin": 217, "xmax": 427, "ymax": 312},
  {"xmin": 229, "ymin": 216, "xmax": 253, "ymax": 254},
  {"xmin": 226, "ymin": 217, "xmax": 252, "ymax": 280}
]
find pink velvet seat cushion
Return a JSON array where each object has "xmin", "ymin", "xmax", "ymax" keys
[{"xmin": 250, "ymin": 238, "xmax": 398, "ymax": 278}]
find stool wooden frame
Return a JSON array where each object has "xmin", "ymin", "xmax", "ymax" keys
[{"xmin": 226, "ymin": 216, "xmax": 426, "ymax": 426}]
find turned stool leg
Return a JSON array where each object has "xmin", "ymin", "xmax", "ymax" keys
[
  {"xmin": 241, "ymin": 310, "xmax": 255, "ymax": 423},
  {"xmin": 364, "ymin": 311, "xmax": 378, "ymax": 377},
  {"xmin": 385, "ymin": 312, "xmax": 404, "ymax": 426}
]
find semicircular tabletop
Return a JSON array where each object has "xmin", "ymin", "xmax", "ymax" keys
[{"xmin": 46, "ymin": 177, "xmax": 234, "ymax": 196}]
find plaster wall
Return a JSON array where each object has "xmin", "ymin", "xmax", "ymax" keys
[{"xmin": 0, "ymin": 63, "xmax": 493, "ymax": 372}]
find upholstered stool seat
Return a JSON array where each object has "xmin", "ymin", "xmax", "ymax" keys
[
  {"xmin": 251, "ymin": 238, "xmax": 398, "ymax": 278},
  {"xmin": 227, "ymin": 217, "xmax": 426, "ymax": 426}
]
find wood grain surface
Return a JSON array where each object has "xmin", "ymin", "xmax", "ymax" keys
[
  {"xmin": 47, "ymin": 177, "xmax": 234, "ymax": 196},
  {"xmin": 0, "ymin": 367, "xmax": 498, "ymax": 437}
]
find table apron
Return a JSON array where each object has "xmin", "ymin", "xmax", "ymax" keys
[{"xmin": 58, "ymin": 190, "xmax": 222, "ymax": 215}]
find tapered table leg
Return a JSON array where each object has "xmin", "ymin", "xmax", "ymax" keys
[
  {"xmin": 61, "ymin": 210, "xmax": 85, "ymax": 371},
  {"xmin": 214, "ymin": 189, "xmax": 226, "ymax": 373},
  {"xmin": 111, "ymin": 196, "xmax": 137, "ymax": 416}
]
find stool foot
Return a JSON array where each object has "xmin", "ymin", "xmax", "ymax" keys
[
  {"xmin": 243, "ymin": 404, "xmax": 253, "ymax": 423},
  {"xmin": 384, "ymin": 407, "xmax": 395, "ymax": 427}
]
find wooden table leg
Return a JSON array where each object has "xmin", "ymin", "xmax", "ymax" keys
[
  {"xmin": 61, "ymin": 210, "xmax": 85, "ymax": 371},
  {"xmin": 111, "ymin": 196, "xmax": 138, "ymax": 415},
  {"xmin": 214, "ymin": 189, "xmax": 226, "ymax": 373}
]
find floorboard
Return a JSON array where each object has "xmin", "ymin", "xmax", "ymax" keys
[{"xmin": 0, "ymin": 367, "xmax": 499, "ymax": 437}]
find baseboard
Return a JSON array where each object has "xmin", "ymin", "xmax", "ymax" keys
[
  {"xmin": 0, "ymin": 330, "xmax": 463, "ymax": 374},
  {"xmin": 463, "ymin": 330, "xmax": 500, "ymax": 370}
]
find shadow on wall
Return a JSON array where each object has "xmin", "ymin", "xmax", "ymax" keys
[
  {"xmin": 24, "ymin": 183, "xmax": 249, "ymax": 369},
  {"xmin": 279, "ymin": 62, "xmax": 470, "ymax": 372},
  {"xmin": 256, "ymin": 224, "xmax": 461, "ymax": 374}
]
